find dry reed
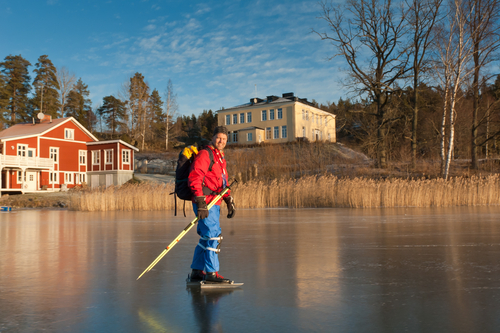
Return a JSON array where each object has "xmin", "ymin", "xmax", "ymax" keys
[{"xmin": 70, "ymin": 175, "xmax": 500, "ymax": 211}]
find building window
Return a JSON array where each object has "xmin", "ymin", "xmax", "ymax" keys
[
  {"xmin": 316, "ymin": 115, "xmax": 319, "ymax": 124},
  {"xmin": 262, "ymin": 110, "xmax": 267, "ymax": 121},
  {"xmin": 306, "ymin": 110, "xmax": 309, "ymax": 121},
  {"xmin": 228, "ymin": 131, "xmax": 232, "ymax": 143},
  {"xmin": 105, "ymin": 150, "xmax": 113, "ymax": 164},
  {"xmin": 302, "ymin": 110, "xmax": 305, "ymax": 120},
  {"xmin": 79, "ymin": 151, "xmax": 86, "ymax": 165},
  {"xmin": 274, "ymin": 126, "xmax": 279, "ymax": 139},
  {"xmin": 270, "ymin": 109, "xmax": 275, "ymax": 120},
  {"xmin": 328, "ymin": 133, "xmax": 331, "ymax": 141},
  {"xmin": 49, "ymin": 172, "xmax": 58, "ymax": 184},
  {"xmin": 266, "ymin": 127, "xmax": 271, "ymax": 140},
  {"xmin": 278, "ymin": 108, "xmax": 283, "ymax": 119},
  {"xmin": 65, "ymin": 128, "xmax": 74, "ymax": 140},
  {"xmin": 17, "ymin": 171, "xmax": 25, "ymax": 183},
  {"xmin": 247, "ymin": 133, "xmax": 253, "ymax": 141},
  {"xmin": 122, "ymin": 150, "xmax": 130, "ymax": 164},
  {"xmin": 92, "ymin": 150, "xmax": 100, "ymax": 165},
  {"xmin": 17, "ymin": 144, "xmax": 27, "ymax": 157},
  {"xmin": 247, "ymin": 112, "xmax": 252, "ymax": 123},
  {"xmin": 232, "ymin": 132, "xmax": 238, "ymax": 143},
  {"xmin": 226, "ymin": 115, "xmax": 231, "ymax": 125},
  {"xmin": 233, "ymin": 114, "xmax": 238, "ymax": 124},
  {"xmin": 50, "ymin": 147, "xmax": 58, "ymax": 163},
  {"xmin": 302, "ymin": 127, "xmax": 306, "ymax": 137},
  {"xmin": 240, "ymin": 113, "xmax": 245, "ymax": 124},
  {"xmin": 282, "ymin": 126, "xmax": 287, "ymax": 138},
  {"xmin": 65, "ymin": 172, "xmax": 73, "ymax": 184},
  {"xmin": 80, "ymin": 173, "xmax": 86, "ymax": 184}
]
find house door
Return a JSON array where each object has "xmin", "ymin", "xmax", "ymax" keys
[{"xmin": 26, "ymin": 171, "xmax": 37, "ymax": 191}]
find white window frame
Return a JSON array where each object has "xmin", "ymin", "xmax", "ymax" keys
[
  {"xmin": 226, "ymin": 114, "xmax": 231, "ymax": 125},
  {"xmin": 79, "ymin": 173, "xmax": 86, "ymax": 184},
  {"xmin": 302, "ymin": 110, "xmax": 305, "ymax": 120},
  {"xmin": 79, "ymin": 150, "xmax": 87, "ymax": 166},
  {"xmin": 282, "ymin": 125, "xmax": 287, "ymax": 139},
  {"xmin": 262, "ymin": 110, "xmax": 267, "ymax": 121},
  {"xmin": 273, "ymin": 126, "xmax": 279, "ymax": 139},
  {"xmin": 64, "ymin": 128, "xmax": 75, "ymax": 140},
  {"xmin": 64, "ymin": 172, "xmax": 73, "ymax": 184},
  {"xmin": 247, "ymin": 112, "xmax": 252, "ymax": 123},
  {"xmin": 306, "ymin": 110, "xmax": 309, "ymax": 121},
  {"xmin": 269, "ymin": 109, "xmax": 275, "ymax": 120},
  {"xmin": 233, "ymin": 114, "xmax": 238, "ymax": 124},
  {"xmin": 17, "ymin": 144, "xmax": 27, "ymax": 157},
  {"xmin": 302, "ymin": 126, "xmax": 306, "ymax": 137},
  {"xmin": 92, "ymin": 150, "xmax": 100, "ymax": 165},
  {"xmin": 266, "ymin": 127, "xmax": 271, "ymax": 140},
  {"xmin": 49, "ymin": 172, "xmax": 59, "ymax": 184},
  {"xmin": 247, "ymin": 133, "xmax": 253, "ymax": 141},
  {"xmin": 240, "ymin": 113, "xmax": 245, "ymax": 124},
  {"xmin": 105, "ymin": 150, "xmax": 113, "ymax": 165},
  {"xmin": 232, "ymin": 132, "xmax": 238, "ymax": 143},
  {"xmin": 50, "ymin": 147, "xmax": 59, "ymax": 163},
  {"xmin": 122, "ymin": 150, "xmax": 130, "ymax": 164},
  {"xmin": 17, "ymin": 171, "xmax": 25, "ymax": 184},
  {"xmin": 277, "ymin": 108, "xmax": 283, "ymax": 119}
]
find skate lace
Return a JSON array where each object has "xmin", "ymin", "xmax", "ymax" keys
[{"xmin": 215, "ymin": 272, "xmax": 224, "ymax": 279}]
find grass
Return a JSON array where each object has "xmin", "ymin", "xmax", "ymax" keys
[{"xmin": 69, "ymin": 175, "xmax": 500, "ymax": 211}]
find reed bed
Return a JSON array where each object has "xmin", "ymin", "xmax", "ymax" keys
[{"xmin": 70, "ymin": 175, "xmax": 500, "ymax": 211}]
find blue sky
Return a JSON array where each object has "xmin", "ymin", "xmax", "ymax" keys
[{"xmin": 1, "ymin": 0, "xmax": 345, "ymax": 116}]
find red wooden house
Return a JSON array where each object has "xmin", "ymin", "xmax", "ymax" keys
[{"xmin": 0, "ymin": 115, "xmax": 138, "ymax": 194}]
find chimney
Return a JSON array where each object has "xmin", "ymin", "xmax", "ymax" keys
[{"xmin": 282, "ymin": 92, "xmax": 294, "ymax": 99}]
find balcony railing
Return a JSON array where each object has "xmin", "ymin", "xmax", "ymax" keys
[{"xmin": 0, "ymin": 154, "xmax": 54, "ymax": 169}]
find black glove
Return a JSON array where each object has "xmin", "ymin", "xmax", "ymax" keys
[
  {"xmin": 224, "ymin": 195, "xmax": 236, "ymax": 219},
  {"xmin": 195, "ymin": 196, "xmax": 209, "ymax": 220}
]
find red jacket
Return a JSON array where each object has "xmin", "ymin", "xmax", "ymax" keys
[{"xmin": 188, "ymin": 145, "xmax": 230, "ymax": 205}]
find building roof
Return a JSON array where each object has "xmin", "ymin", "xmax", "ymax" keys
[
  {"xmin": 218, "ymin": 92, "xmax": 335, "ymax": 118},
  {"xmin": 0, "ymin": 117, "xmax": 98, "ymax": 142},
  {"xmin": 87, "ymin": 139, "xmax": 139, "ymax": 151}
]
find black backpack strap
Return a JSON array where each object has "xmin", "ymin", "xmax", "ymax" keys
[{"xmin": 204, "ymin": 147, "xmax": 215, "ymax": 172}]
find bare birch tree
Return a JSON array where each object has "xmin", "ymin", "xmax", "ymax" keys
[
  {"xmin": 56, "ymin": 66, "xmax": 76, "ymax": 118},
  {"xmin": 434, "ymin": 0, "xmax": 477, "ymax": 179},
  {"xmin": 314, "ymin": 0, "xmax": 411, "ymax": 168}
]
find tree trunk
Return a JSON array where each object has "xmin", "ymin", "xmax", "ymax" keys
[
  {"xmin": 411, "ymin": 75, "xmax": 418, "ymax": 169},
  {"xmin": 471, "ymin": 48, "xmax": 480, "ymax": 169}
]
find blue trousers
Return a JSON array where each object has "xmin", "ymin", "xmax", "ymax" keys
[{"xmin": 191, "ymin": 204, "xmax": 221, "ymax": 273}]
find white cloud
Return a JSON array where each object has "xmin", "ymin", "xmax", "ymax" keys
[{"xmin": 144, "ymin": 24, "xmax": 156, "ymax": 31}]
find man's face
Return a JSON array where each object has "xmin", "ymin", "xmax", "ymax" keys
[{"xmin": 212, "ymin": 133, "xmax": 227, "ymax": 151}]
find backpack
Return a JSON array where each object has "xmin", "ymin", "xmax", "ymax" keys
[{"xmin": 172, "ymin": 145, "xmax": 214, "ymax": 216}]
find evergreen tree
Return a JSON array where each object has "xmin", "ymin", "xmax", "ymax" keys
[
  {"xmin": 149, "ymin": 89, "xmax": 164, "ymax": 141},
  {"xmin": 32, "ymin": 55, "xmax": 60, "ymax": 118},
  {"xmin": 65, "ymin": 78, "xmax": 92, "ymax": 128},
  {"xmin": 98, "ymin": 95, "xmax": 127, "ymax": 137},
  {"xmin": 0, "ymin": 55, "xmax": 31, "ymax": 124},
  {"xmin": 0, "ymin": 72, "xmax": 8, "ymax": 126}
]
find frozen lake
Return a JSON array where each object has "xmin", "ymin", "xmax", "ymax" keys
[{"xmin": 1, "ymin": 207, "xmax": 500, "ymax": 332}]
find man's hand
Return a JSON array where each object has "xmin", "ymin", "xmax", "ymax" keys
[
  {"xmin": 224, "ymin": 195, "xmax": 236, "ymax": 218},
  {"xmin": 195, "ymin": 196, "xmax": 209, "ymax": 220}
]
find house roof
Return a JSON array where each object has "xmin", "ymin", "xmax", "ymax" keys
[
  {"xmin": 87, "ymin": 139, "xmax": 139, "ymax": 151},
  {"xmin": 0, "ymin": 117, "xmax": 98, "ymax": 142}
]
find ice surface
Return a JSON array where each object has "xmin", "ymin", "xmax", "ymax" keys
[{"xmin": 1, "ymin": 207, "xmax": 500, "ymax": 332}]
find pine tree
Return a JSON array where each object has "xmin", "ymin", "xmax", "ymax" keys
[
  {"xmin": 65, "ymin": 78, "xmax": 92, "ymax": 128},
  {"xmin": 128, "ymin": 72, "xmax": 150, "ymax": 150},
  {"xmin": 98, "ymin": 96, "xmax": 127, "ymax": 137},
  {"xmin": 149, "ymin": 89, "xmax": 164, "ymax": 143},
  {"xmin": 0, "ymin": 72, "xmax": 8, "ymax": 126},
  {"xmin": 0, "ymin": 55, "xmax": 31, "ymax": 124},
  {"xmin": 32, "ymin": 55, "xmax": 60, "ymax": 118}
]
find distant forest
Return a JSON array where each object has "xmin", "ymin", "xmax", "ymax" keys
[
  {"xmin": 0, "ymin": 54, "xmax": 217, "ymax": 151},
  {"xmin": 2, "ymin": 0, "xmax": 500, "ymax": 177}
]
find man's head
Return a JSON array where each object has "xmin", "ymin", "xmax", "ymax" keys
[{"xmin": 212, "ymin": 126, "xmax": 228, "ymax": 151}]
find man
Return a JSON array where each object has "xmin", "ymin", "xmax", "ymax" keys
[{"xmin": 188, "ymin": 126, "xmax": 236, "ymax": 283}]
